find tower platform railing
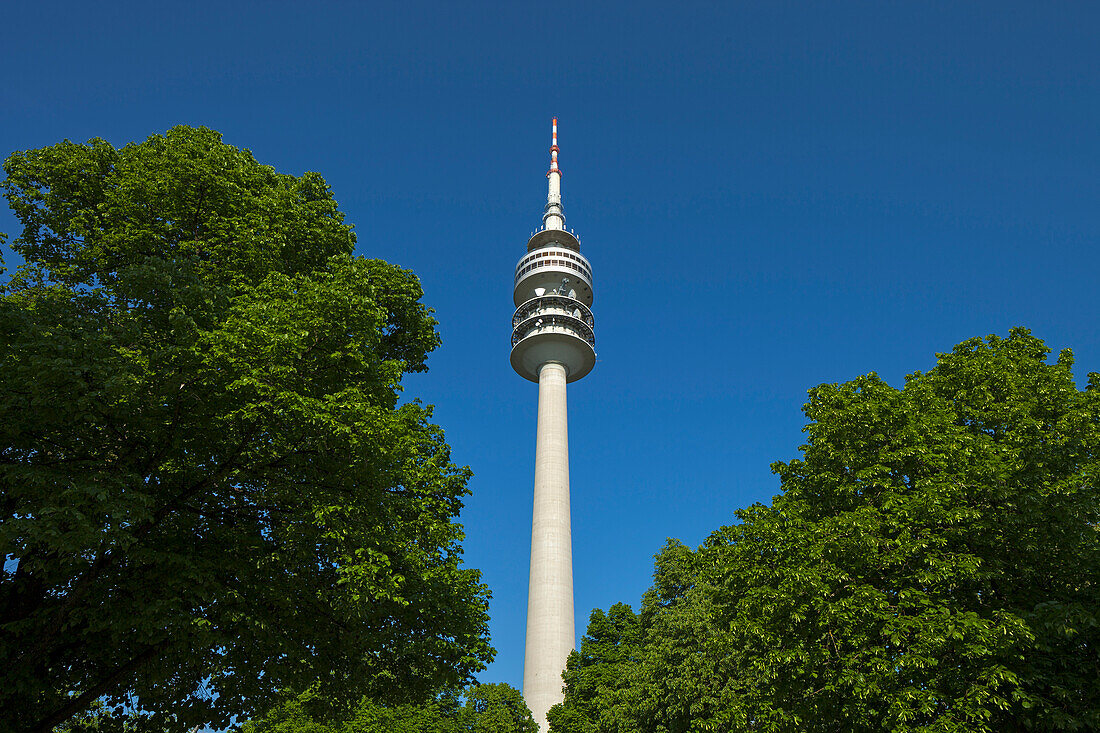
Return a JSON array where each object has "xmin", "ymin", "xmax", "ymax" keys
[
  {"xmin": 512, "ymin": 294, "xmax": 595, "ymax": 328},
  {"xmin": 511, "ymin": 315, "xmax": 596, "ymax": 349},
  {"xmin": 511, "ymin": 293, "xmax": 596, "ymax": 349}
]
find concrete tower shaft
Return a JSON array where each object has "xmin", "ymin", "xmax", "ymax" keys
[
  {"xmin": 523, "ymin": 361, "xmax": 574, "ymax": 732},
  {"xmin": 513, "ymin": 119, "xmax": 596, "ymax": 733}
]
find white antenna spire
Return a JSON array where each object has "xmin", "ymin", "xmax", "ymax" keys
[{"xmin": 543, "ymin": 117, "xmax": 565, "ymax": 231}]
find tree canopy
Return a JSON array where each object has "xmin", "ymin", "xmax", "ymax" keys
[
  {"xmin": 0, "ymin": 126, "xmax": 492, "ymax": 732},
  {"xmin": 550, "ymin": 329, "xmax": 1100, "ymax": 732},
  {"xmin": 242, "ymin": 682, "xmax": 537, "ymax": 733}
]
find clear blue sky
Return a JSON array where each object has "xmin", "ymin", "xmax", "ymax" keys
[{"xmin": 4, "ymin": 0, "xmax": 1099, "ymax": 698}]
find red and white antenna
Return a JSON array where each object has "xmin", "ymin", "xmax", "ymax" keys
[
  {"xmin": 548, "ymin": 117, "xmax": 560, "ymax": 178},
  {"xmin": 544, "ymin": 118, "xmax": 565, "ymax": 230}
]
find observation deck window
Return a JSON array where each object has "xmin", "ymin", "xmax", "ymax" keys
[{"xmin": 515, "ymin": 249, "xmax": 593, "ymax": 288}]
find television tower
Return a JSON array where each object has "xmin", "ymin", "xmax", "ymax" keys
[{"xmin": 511, "ymin": 118, "xmax": 596, "ymax": 732}]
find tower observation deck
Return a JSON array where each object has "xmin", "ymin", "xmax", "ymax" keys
[{"xmin": 513, "ymin": 119, "xmax": 595, "ymax": 733}]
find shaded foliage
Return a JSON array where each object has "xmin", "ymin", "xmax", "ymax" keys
[
  {"xmin": 546, "ymin": 603, "xmax": 643, "ymax": 733},
  {"xmin": 0, "ymin": 127, "xmax": 492, "ymax": 733},
  {"xmin": 242, "ymin": 683, "xmax": 537, "ymax": 733},
  {"xmin": 550, "ymin": 330, "xmax": 1100, "ymax": 732}
]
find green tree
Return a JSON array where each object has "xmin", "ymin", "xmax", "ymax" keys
[
  {"xmin": 242, "ymin": 690, "xmax": 459, "ymax": 733},
  {"xmin": 553, "ymin": 330, "xmax": 1100, "ymax": 732},
  {"xmin": 547, "ymin": 603, "xmax": 642, "ymax": 733},
  {"xmin": 50, "ymin": 702, "xmax": 143, "ymax": 733},
  {"xmin": 241, "ymin": 683, "xmax": 535, "ymax": 733},
  {"xmin": 0, "ymin": 126, "xmax": 492, "ymax": 733},
  {"xmin": 462, "ymin": 682, "xmax": 538, "ymax": 733}
]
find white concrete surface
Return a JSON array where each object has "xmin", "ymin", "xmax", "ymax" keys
[
  {"xmin": 522, "ymin": 361, "xmax": 575, "ymax": 733},
  {"xmin": 544, "ymin": 168, "xmax": 565, "ymax": 232}
]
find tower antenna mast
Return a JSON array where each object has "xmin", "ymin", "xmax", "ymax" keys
[{"xmin": 544, "ymin": 117, "xmax": 565, "ymax": 232}]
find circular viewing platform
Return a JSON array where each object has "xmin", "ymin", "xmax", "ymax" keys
[
  {"xmin": 510, "ymin": 294, "xmax": 596, "ymax": 383},
  {"xmin": 513, "ymin": 248, "xmax": 593, "ymax": 307},
  {"xmin": 527, "ymin": 227, "xmax": 580, "ymax": 252}
]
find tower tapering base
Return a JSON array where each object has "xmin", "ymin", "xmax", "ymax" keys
[{"xmin": 522, "ymin": 361, "xmax": 575, "ymax": 732}]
